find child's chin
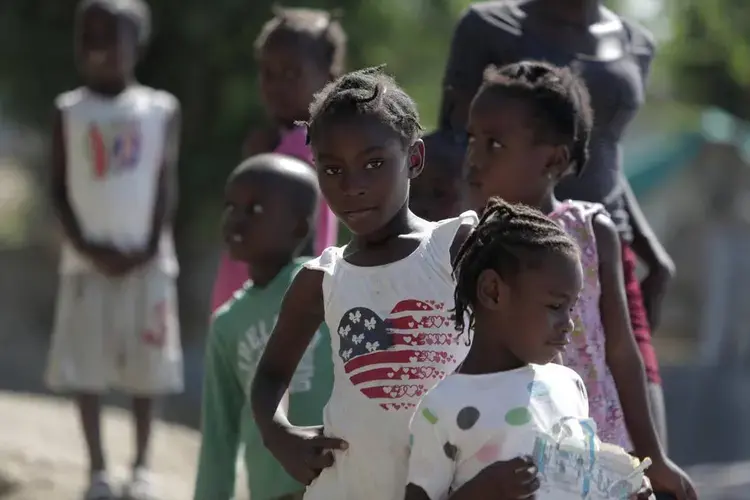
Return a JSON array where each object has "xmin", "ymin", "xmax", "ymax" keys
[{"xmin": 227, "ymin": 247, "xmax": 252, "ymax": 262}]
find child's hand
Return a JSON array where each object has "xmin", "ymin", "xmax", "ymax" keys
[
  {"xmin": 265, "ymin": 424, "xmax": 348, "ymax": 486},
  {"xmin": 89, "ymin": 245, "xmax": 148, "ymax": 277},
  {"xmin": 647, "ymin": 456, "xmax": 697, "ymax": 500},
  {"xmin": 474, "ymin": 456, "xmax": 540, "ymax": 499}
]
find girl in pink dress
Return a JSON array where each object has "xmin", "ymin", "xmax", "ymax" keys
[
  {"xmin": 464, "ymin": 61, "xmax": 695, "ymax": 499},
  {"xmin": 211, "ymin": 7, "xmax": 347, "ymax": 311}
]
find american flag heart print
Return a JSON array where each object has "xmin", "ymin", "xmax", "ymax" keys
[{"xmin": 335, "ymin": 299, "xmax": 465, "ymax": 411}]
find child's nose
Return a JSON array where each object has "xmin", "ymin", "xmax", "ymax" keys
[
  {"xmin": 562, "ymin": 316, "xmax": 575, "ymax": 334},
  {"xmin": 341, "ymin": 172, "xmax": 368, "ymax": 196}
]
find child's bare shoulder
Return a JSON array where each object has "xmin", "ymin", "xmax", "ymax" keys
[
  {"xmin": 54, "ymin": 87, "xmax": 88, "ymax": 110},
  {"xmin": 137, "ymin": 86, "xmax": 180, "ymax": 113}
]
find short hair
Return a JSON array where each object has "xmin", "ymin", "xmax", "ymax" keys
[
  {"xmin": 304, "ymin": 65, "xmax": 423, "ymax": 147},
  {"xmin": 452, "ymin": 197, "xmax": 579, "ymax": 333},
  {"xmin": 422, "ymin": 129, "xmax": 465, "ymax": 177},
  {"xmin": 229, "ymin": 153, "xmax": 320, "ymax": 222},
  {"xmin": 76, "ymin": 0, "xmax": 151, "ymax": 46},
  {"xmin": 477, "ymin": 61, "xmax": 593, "ymax": 176},
  {"xmin": 255, "ymin": 6, "xmax": 347, "ymax": 77}
]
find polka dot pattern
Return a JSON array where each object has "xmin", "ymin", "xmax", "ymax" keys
[
  {"xmin": 443, "ymin": 442, "xmax": 458, "ymax": 460},
  {"xmin": 456, "ymin": 406, "xmax": 480, "ymax": 430},
  {"xmin": 422, "ymin": 408, "xmax": 438, "ymax": 424},
  {"xmin": 504, "ymin": 406, "xmax": 532, "ymax": 426}
]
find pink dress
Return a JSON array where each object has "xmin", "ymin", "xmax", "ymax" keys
[
  {"xmin": 210, "ymin": 126, "xmax": 338, "ymax": 311},
  {"xmin": 550, "ymin": 200, "xmax": 632, "ymax": 450}
]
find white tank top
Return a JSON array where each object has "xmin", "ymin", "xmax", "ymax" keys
[
  {"xmin": 56, "ymin": 85, "xmax": 178, "ymax": 275},
  {"xmin": 303, "ymin": 211, "xmax": 477, "ymax": 500}
]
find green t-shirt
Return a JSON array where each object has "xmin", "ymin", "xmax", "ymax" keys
[{"xmin": 193, "ymin": 258, "xmax": 333, "ymax": 500}]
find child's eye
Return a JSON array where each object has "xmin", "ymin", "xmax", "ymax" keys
[
  {"xmin": 490, "ymin": 139, "xmax": 503, "ymax": 149},
  {"xmin": 250, "ymin": 203, "xmax": 263, "ymax": 215},
  {"xmin": 323, "ymin": 166, "xmax": 342, "ymax": 176},
  {"xmin": 547, "ymin": 303, "xmax": 563, "ymax": 311},
  {"xmin": 365, "ymin": 160, "xmax": 383, "ymax": 170}
]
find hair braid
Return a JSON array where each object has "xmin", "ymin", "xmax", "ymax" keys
[
  {"xmin": 300, "ymin": 65, "xmax": 423, "ymax": 147},
  {"xmin": 452, "ymin": 197, "xmax": 579, "ymax": 334}
]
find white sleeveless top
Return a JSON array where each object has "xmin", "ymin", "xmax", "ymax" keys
[
  {"xmin": 56, "ymin": 85, "xmax": 178, "ymax": 275},
  {"xmin": 302, "ymin": 211, "xmax": 478, "ymax": 500}
]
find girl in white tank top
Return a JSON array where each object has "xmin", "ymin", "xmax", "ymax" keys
[{"xmin": 250, "ymin": 66, "xmax": 477, "ymax": 500}]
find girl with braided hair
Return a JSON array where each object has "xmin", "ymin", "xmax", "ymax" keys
[
  {"xmin": 406, "ymin": 198, "xmax": 656, "ymax": 500},
  {"xmin": 250, "ymin": 65, "xmax": 478, "ymax": 499},
  {"xmin": 462, "ymin": 60, "xmax": 695, "ymax": 500}
]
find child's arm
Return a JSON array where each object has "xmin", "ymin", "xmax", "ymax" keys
[
  {"xmin": 193, "ymin": 322, "xmax": 244, "ymax": 500},
  {"xmin": 596, "ymin": 214, "xmax": 698, "ymax": 498},
  {"xmin": 593, "ymin": 213, "xmax": 663, "ymax": 461},
  {"xmin": 408, "ymin": 458, "xmax": 538, "ymax": 500},
  {"xmin": 128, "ymin": 99, "xmax": 181, "ymax": 270},
  {"xmin": 50, "ymin": 107, "xmax": 127, "ymax": 275},
  {"xmin": 622, "ymin": 159, "xmax": 673, "ymax": 330},
  {"xmin": 250, "ymin": 268, "xmax": 347, "ymax": 485}
]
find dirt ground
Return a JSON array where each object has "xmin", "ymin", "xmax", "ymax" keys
[
  {"xmin": 2, "ymin": 391, "xmax": 749, "ymax": 500},
  {"xmin": 0, "ymin": 392, "xmax": 248, "ymax": 500}
]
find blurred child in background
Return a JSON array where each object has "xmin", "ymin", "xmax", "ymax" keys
[
  {"xmin": 194, "ymin": 154, "xmax": 333, "ymax": 500},
  {"xmin": 211, "ymin": 7, "xmax": 347, "ymax": 311},
  {"xmin": 409, "ymin": 129, "xmax": 465, "ymax": 222},
  {"xmin": 46, "ymin": 0, "xmax": 181, "ymax": 498}
]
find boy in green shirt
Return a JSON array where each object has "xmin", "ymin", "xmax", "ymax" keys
[{"xmin": 193, "ymin": 153, "xmax": 333, "ymax": 500}]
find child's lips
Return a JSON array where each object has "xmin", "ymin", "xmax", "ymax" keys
[
  {"xmin": 343, "ymin": 207, "xmax": 377, "ymax": 222},
  {"xmin": 547, "ymin": 336, "xmax": 570, "ymax": 350}
]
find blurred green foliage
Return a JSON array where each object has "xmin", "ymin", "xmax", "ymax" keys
[
  {"xmin": 0, "ymin": 0, "xmax": 472, "ymax": 238},
  {"xmin": 665, "ymin": 0, "xmax": 750, "ymax": 120}
]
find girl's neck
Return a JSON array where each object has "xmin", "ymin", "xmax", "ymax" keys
[
  {"xmin": 248, "ymin": 254, "xmax": 293, "ymax": 288},
  {"xmin": 533, "ymin": 191, "xmax": 561, "ymax": 216},
  {"xmin": 85, "ymin": 78, "xmax": 135, "ymax": 98},
  {"xmin": 459, "ymin": 319, "xmax": 526, "ymax": 375},
  {"xmin": 352, "ymin": 203, "xmax": 419, "ymax": 248}
]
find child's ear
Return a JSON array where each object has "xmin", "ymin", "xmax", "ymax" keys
[
  {"xmin": 477, "ymin": 269, "xmax": 509, "ymax": 310},
  {"xmin": 294, "ymin": 216, "xmax": 312, "ymax": 243},
  {"xmin": 408, "ymin": 139, "xmax": 426, "ymax": 179},
  {"xmin": 544, "ymin": 144, "xmax": 571, "ymax": 180}
]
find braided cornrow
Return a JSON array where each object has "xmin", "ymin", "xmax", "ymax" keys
[
  {"xmin": 452, "ymin": 197, "xmax": 579, "ymax": 334},
  {"xmin": 302, "ymin": 65, "xmax": 423, "ymax": 147},
  {"xmin": 479, "ymin": 61, "xmax": 593, "ymax": 176}
]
